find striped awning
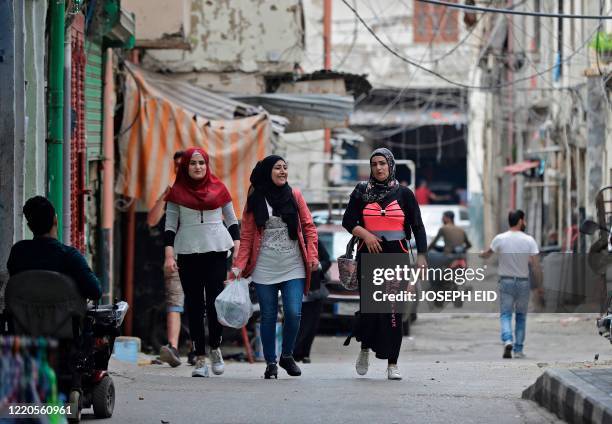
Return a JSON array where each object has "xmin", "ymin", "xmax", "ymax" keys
[{"xmin": 115, "ymin": 63, "xmax": 271, "ymax": 217}]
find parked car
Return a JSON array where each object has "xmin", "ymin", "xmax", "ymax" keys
[
  {"xmin": 311, "ymin": 208, "xmax": 345, "ymax": 225},
  {"xmin": 317, "ymin": 223, "xmax": 359, "ymax": 333},
  {"xmin": 420, "ymin": 204, "xmax": 470, "ymax": 249}
]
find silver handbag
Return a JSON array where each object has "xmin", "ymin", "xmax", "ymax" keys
[{"xmin": 337, "ymin": 236, "xmax": 359, "ymax": 291}]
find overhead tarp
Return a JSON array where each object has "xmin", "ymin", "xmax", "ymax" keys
[
  {"xmin": 231, "ymin": 93, "xmax": 354, "ymax": 132},
  {"xmin": 115, "ymin": 63, "xmax": 271, "ymax": 217},
  {"xmin": 349, "ymin": 108, "xmax": 468, "ymax": 128},
  {"xmin": 124, "ymin": 63, "xmax": 288, "ymax": 134}
]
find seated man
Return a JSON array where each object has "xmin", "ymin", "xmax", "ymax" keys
[
  {"xmin": 6, "ymin": 196, "xmax": 102, "ymax": 301},
  {"xmin": 428, "ymin": 211, "xmax": 472, "ymax": 254}
]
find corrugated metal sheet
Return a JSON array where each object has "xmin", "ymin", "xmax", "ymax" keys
[
  {"xmin": 232, "ymin": 93, "xmax": 354, "ymax": 123},
  {"xmin": 124, "ymin": 63, "xmax": 287, "ymax": 134},
  {"xmin": 85, "ymin": 39, "xmax": 104, "ymax": 160}
]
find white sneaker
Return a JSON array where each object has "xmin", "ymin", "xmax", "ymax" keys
[
  {"xmin": 210, "ymin": 348, "xmax": 225, "ymax": 375},
  {"xmin": 513, "ymin": 351, "xmax": 526, "ymax": 359},
  {"xmin": 356, "ymin": 349, "xmax": 369, "ymax": 376},
  {"xmin": 387, "ymin": 365, "xmax": 402, "ymax": 380},
  {"xmin": 192, "ymin": 356, "xmax": 210, "ymax": 377}
]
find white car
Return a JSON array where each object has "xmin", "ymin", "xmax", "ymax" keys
[
  {"xmin": 420, "ymin": 205, "xmax": 470, "ymax": 248},
  {"xmin": 311, "ymin": 208, "xmax": 345, "ymax": 226}
]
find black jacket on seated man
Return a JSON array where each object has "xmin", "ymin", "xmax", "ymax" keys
[
  {"xmin": 6, "ymin": 196, "xmax": 102, "ymax": 301},
  {"xmin": 7, "ymin": 237, "xmax": 102, "ymax": 300}
]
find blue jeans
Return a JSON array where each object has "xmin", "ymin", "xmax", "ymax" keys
[
  {"xmin": 499, "ymin": 277, "xmax": 530, "ymax": 353},
  {"xmin": 255, "ymin": 278, "xmax": 305, "ymax": 364}
]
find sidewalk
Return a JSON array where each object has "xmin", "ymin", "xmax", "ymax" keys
[{"xmin": 523, "ymin": 365, "xmax": 612, "ymax": 423}]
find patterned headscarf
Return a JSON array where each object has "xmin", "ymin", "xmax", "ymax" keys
[{"xmin": 360, "ymin": 147, "xmax": 400, "ymax": 203}]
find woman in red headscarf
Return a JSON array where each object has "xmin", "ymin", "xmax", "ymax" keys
[{"xmin": 164, "ymin": 148, "xmax": 240, "ymax": 378}]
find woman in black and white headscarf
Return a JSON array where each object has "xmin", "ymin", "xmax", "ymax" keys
[{"xmin": 342, "ymin": 147, "xmax": 427, "ymax": 380}]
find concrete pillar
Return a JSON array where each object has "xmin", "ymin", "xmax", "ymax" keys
[
  {"xmin": 467, "ymin": 67, "xmax": 486, "ymax": 249},
  {"xmin": 585, "ymin": 76, "xmax": 607, "ymax": 220},
  {"xmin": 24, "ymin": 0, "xmax": 47, "ymax": 214},
  {"xmin": 0, "ymin": 0, "xmax": 26, "ymax": 276}
]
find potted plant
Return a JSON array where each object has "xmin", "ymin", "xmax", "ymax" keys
[{"xmin": 590, "ymin": 31, "xmax": 612, "ymax": 64}]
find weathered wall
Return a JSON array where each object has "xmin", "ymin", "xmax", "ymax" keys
[
  {"xmin": 123, "ymin": 0, "xmax": 189, "ymax": 40},
  {"xmin": 280, "ymin": 130, "xmax": 327, "ymax": 204},
  {"xmin": 302, "ymin": 0, "xmax": 476, "ymax": 88},
  {"xmin": 171, "ymin": 70, "xmax": 265, "ymax": 94},
  {"xmin": 126, "ymin": 0, "xmax": 305, "ymax": 75}
]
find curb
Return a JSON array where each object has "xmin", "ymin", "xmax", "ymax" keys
[{"xmin": 522, "ymin": 368, "xmax": 612, "ymax": 424}]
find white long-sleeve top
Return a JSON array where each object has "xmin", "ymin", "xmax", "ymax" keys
[{"xmin": 165, "ymin": 201, "xmax": 238, "ymax": 255}]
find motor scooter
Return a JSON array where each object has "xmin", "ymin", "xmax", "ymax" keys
[{"xmin": 580, "ymin": 185, "xmax": 612, "ymax": 343}]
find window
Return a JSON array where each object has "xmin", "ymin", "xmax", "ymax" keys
[{"xmin": 413, "ymin": 0, "xmax": 459, "ymax": 43}]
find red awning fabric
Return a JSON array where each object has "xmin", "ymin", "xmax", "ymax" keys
[{"xmin": 503, "ymin": 160, "xmax": 540, "ymax": 174}]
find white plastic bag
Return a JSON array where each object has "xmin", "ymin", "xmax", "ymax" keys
[{"xmin": 215, "ymin": 278, "xmax": 253, "ymax": 328}]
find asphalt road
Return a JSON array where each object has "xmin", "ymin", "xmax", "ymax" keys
[{"xmin": 96, "ymin": 313, "xmax": 612, "ymax": 424}]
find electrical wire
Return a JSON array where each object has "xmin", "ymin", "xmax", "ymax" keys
[
  {"xmin": 341, "ymin": 0, "xmax": 606, "ymax": 90},
  {"xmin": 417, "ymin": 0, "xmax": 526, "ymax": 65},
  {"xmin": 335, "ymin": 0, "xmax": 359, "ymax": 68},
  {"xmin": 416, "ymin": 0, "xmax": 612, "ymax": 19},
  {"xmin": 372, "ymin": 2, "xmax": 454, "ymax": 126}
]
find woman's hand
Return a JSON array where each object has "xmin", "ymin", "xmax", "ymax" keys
[
  {"xmin": 231, "ymin": 267, "xmax": 242, "ymax": 279},
  {"xmin": 363, "ymin": 232, "xmax": 383, "ymax": 253},
  {"xmin": 416, "ymin": 254, "xmax": 427, "ymax": 269},
  {"xmin": 164, "ymin": 256, "xmax": 178, "ymax": 275},
  {"xmin": 309, "ymin": 261, "xmax": 319, "ymax": 272}
]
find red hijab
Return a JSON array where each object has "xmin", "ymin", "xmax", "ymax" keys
[{"xmin": 165, "ymin": 148, "xmax": 231, "ymax": 210}]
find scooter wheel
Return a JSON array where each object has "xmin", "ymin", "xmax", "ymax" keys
[{"xmin": 92, "ymin": 375, "xmax": 115, "ymax": 418}]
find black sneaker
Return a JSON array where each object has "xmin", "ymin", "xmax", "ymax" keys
[
  {"xmin": 264, "ymin": 363, "xmax": 278, "ymax": 379},
  {"xmin": 279, "ymin": 355, "xmax": 301, "ymax": 376},
  {"xmin": 503, "ymin": 343, "xmax": 513, "ymax": 359},
  {"xmin": 187, "ymin": 349, "xmax": 197, "ymax": 366}
]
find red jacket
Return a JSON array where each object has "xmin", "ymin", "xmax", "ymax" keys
[{"xmin": 233, "ymin": 188, "xmax": 318, "ymax": 294}]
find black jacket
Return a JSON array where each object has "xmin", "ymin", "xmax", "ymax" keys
[{"xmin": 7, "ymin": 237, "xmax": 102, "ymax": 300}]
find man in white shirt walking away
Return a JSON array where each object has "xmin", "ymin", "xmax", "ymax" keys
[{"xmin": 480, "ymin": 210, "xmax": 543, "ymax": 359}]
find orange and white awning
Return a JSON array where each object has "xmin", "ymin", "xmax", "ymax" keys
[{"xmin": 115, "ymin": 63, "xmax": 271, "ymax": 217}]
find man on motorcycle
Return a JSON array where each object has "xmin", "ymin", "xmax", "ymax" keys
[
  {"xmin": 427, "ymin": 211, "xmax": 472, "ymax": 254},
  {"xmin": 6, "ymin": 196, "xmax": 102, "ymax": 301}
]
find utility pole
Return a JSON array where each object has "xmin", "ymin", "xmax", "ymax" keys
[
  {"xmin": 47, "ymin": 0, "xmax": 65, "ymax": 240},
  {"xmin": 102, "ymin": 48, "xmax": 115, "ymax": 303},
  {"xmin": 506, "ymin": 0, "xmax": 515, "ymax": 211},
  {"xmin": 323, "ymin": 0, "xmax": 333, "ymax": 207},
  {"xmin": 323, "ymin": 0, "xmax": 332, "ymax": 156}
]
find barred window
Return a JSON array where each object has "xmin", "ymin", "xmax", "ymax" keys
[{"xmin": 413, "ymin": 0, "xmax": 459, "ymax": 43}]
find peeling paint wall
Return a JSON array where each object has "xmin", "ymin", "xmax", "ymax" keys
[
  {"xmin": 133, "ymin": 0, "xmax": 305, "ymax": 75},
  {"xmin": 123, "ymin": 0, "xmax": 188, "ymax": 40},
  {"xmin": 171, "ymin": 71, "xmax": 266, "ymax": 94}
]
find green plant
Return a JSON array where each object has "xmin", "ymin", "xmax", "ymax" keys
[{"xmin": 590, "ymin": 32, "xmax": 612, "ymax": 54}]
